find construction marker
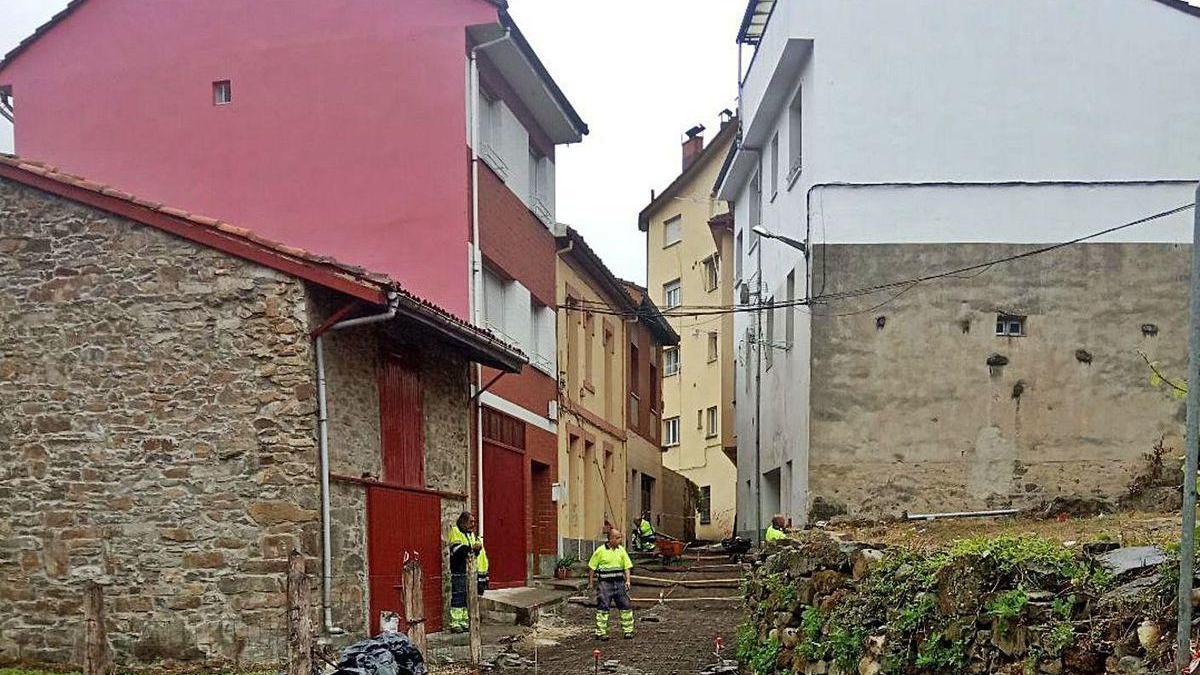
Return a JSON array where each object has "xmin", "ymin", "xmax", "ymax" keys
[
  {"xmin": 715, "ymin": 635, "xmax": 724, "ymax": 659},
  {"xmin": 593, "ymin": 649, "xmax": 601, "ymax": 675}
]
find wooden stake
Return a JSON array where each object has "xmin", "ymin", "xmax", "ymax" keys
[
  {"xmin": 466, "ymin": 554, "xmax": 482, "ymax": 664},
  {"xmin": 83, "ymin": 582, "xmax": 114, "ymax": 675},
  {"xmin": 402, "ymin": 558, "xmax": 427, "ymax": 655},
  {"xmin": 287, "ymin": 550, "xmax": 313, "ymax": 675}
]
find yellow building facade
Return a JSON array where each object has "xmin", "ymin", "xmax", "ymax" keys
[{"xmin": 639, "ymin": 120, "xmax": 738, "ymax": 540}]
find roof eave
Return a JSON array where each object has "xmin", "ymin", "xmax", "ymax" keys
[{"xmin": 498, "ymin": 11, "xmax": 589, "ymax": 140}]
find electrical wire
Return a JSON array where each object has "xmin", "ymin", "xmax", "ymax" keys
[{"xmin": 560, "ymin": 202, "xmax": 1196, "ymax": 321}]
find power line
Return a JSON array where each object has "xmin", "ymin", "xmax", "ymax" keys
[{"xmin": 561, "ymin": 201, "xmax": 1196, "ymax": 320}]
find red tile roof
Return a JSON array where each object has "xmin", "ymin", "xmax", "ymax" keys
[{"xmin": 0, "ymin": 153, "xmax": 527, "ymax": 372}]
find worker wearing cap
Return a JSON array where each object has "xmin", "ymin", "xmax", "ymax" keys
[
  {"xmin": 633, "ymin": 511, "xmax": 657, "ymax": 552},
  {"xmin": 447, "ymin": 512, "xmax": 489, "ymax": 632},
  {"xmin": 764, "ymin": 513, "xmax": 789, "ymax": 543},
  {"xmin": 588, "ymin": 527, "xmax": 635, "ymax": 640}
]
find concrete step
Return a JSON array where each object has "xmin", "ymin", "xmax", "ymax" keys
[
  {"xmin": 482, "ymin": 586, "xmax": 573, "ymax": 626},
  {"xmin": 534, "ymin": 576, "xmax": 588, "ymax": 592}
]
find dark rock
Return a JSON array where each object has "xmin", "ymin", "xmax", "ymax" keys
[{"xmin": 936, "ymin": 556, "xmax": 988, "ymax": 616}]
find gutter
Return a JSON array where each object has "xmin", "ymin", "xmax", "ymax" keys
[{"xmin": 312, "ymin": 292, "xmax": 399, "ymax": 635}]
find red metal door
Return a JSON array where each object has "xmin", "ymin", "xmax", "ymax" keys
[
  {"xmin": 367, "ymin": 486, "xmax": 443, "ymax": 634},
  {"xmin": 379, "ymin": 351, "xmax": 424, "ymax": 488},
  {"xmin": 483, "ymin": 441, "xmax": 526, "ymax": 587}
]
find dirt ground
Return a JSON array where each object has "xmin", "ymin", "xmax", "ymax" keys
[
  {"xmin": 431, "ymin": 553, "xmax": 744, "ymax": 675},
  {"xmin": 830, "ymin": 508, "xmax": 1183, "ymax": 550}
]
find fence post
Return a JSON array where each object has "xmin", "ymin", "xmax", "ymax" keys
[
  {"xmin": 83, "ymin": 581, "xmax": 114, "ymax": 675},
  {"xmin": 466, "ymin": 553, "xmax": 482, "ymax": 664},
  {"xmin": 402, "ymin": 557, "xmax": 427, "ymax": 654},
  {"xmin": 287, "ymin": 550, "xmax": 313, "ymax": 675}
]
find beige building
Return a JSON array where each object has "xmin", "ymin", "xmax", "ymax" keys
[
  {"xmin": 639, "ymin": 118, "xmax": 738, "ymax": 540},
  {"xmin": 554, "ymin": 227, "xmax": 679, "ymax": 557}
]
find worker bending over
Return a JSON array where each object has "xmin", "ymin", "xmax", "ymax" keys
[
  {"xmin": 588, "ymin": 527, "xmax": 635, "ymax": 640},
  {"xmin": 765, "ymin": 513, "xmax": 789, "ymax": 543},
  {"xmin": 447, "ymin": 512, "xmax": 489, "ymax": 633},
  {"xmin": 632, "ymin": 511, "xmax": 657, "ymax": 552}
]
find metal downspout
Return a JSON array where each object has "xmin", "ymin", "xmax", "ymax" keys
[
  {"xmin": 314, "ymin": 292, "xmax": 399, "ymax": 634},
  {"xmin": 469, "ymin": 29, "xmax": 511, "ymax": 539}
]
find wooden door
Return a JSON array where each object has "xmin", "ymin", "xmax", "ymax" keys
[
  {"xmin": 483, "ymin": 441, "xmax": 526, "ymax": 587},
  {"xmin": 367, "ymin": 486, "xmax": 443, "ymax": 634},
  {"xmin": 379, "ymin": 351, "xmax": 424, "ymax": 488}
]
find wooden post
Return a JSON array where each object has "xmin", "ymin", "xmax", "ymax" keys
[
  {"xmin": 83, "ymin": 581, "xmax": 114, "ymax": 675},
  {"xmin": 287, "ymin": 550, "xmax": 313, "ymax": 675},
  {"xmin": 466, "ymin": 553, "xmax": 482, "ymax": 664},
  {"xmin": 402, "ymin": 558, "xmax": 427, "ymax": 655}
]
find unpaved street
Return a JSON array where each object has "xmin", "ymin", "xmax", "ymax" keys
[{"xmin": 491, "ymin": 553, "xmax": 744, "ymax": 675}]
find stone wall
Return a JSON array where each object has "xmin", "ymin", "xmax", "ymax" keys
[
  {"xmin": 808, "ymin": 243, "xmax": 1189, "ymax": 519},
  {"xmin": 0, "ymin": 178, "xmax": 321, "ymax": 666}
]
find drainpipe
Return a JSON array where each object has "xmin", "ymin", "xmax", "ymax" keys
[
  {"xmin": 468, "ymin": 29, "xmax": 512, "ymax": 538},
  {"xmin": 313, "ymin": 292, "xmax": 399, "ymax": 634}
]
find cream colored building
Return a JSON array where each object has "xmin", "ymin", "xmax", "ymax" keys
[
  {"xmin": 639, "ymin": 119, "xmax": 738, "ymax": 540},
  {"xmin": 554, "ymin": 226, "xmax": 679, "ymax": 557}
]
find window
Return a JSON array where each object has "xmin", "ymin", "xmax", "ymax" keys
[
  {"xmin": 480, "ymin": 92, "xmax": 507, "ymax": 175},
  {"xmin": 213, "ymin": 80, "xmax": 232, "ymax": 105},
  {"xmin": 584, "ymin": 312, "xmax": 595, "ymax": 383},
  {"xmin": 705, "ymin": 406, "xmax": 718, "ymax": 438},
  {"xmin": 769, "ymin": 133, "xmax": 779, "ymax": 198},
  {"xmin": 765, "ymin": 295, "xmax": 775, "ymax": 370},
  {"xmin": 664, "ymin": 215, "xmax": 682, "ymax": 248},
  {"xmin": 628, "ymin": 343, "xmax": 640, "ymax": 391},
  {"xmin": 649, "ymin": 359, "xmax": 659, "ymax": 412},
  {"xmin": 785, "ymin": 270, "xmax": 795, "ymax": 345},
  {"xmin": 530, "ymin": 301, "xmax": 556, "ymax": 374},
  {"xmin": 663, "ymin": 416, "xmax": 680, "ymax": 447},
  {"xmin": 698, "ymin": 485, "xmax": 712, "ymax": 525},
  {"xmin": 749, "ymin": 172, "xmax": 762, "ymax": 248},
  {"xmin": 696, "ymin": 409, "xmax": 703, "ymax": 429},
  {"xmin": 702, "ymin": 255, "xmax": 719, "ymax": 292},
  {"xmin": 735, "ymin": 232, "xmax": 744, "ymax": 282},
  {"xmin": 707, "ymin": 332, "xmax": 718, "ymax": 362},
  {"xmin": 996, "ymin": 314, "xmax": 1026, "ymax": 337},
  {"xmin": 483, "ymin": 268, "xmax": 511, "ymax": 340},
  {"xmin": 744, "ymin": 329, "xmax": 753, "ymax": 392},
  {"xmin": 663, "ymin": 279, "xmax": 681, "ymax": 309},
  {"xmin": 788, "ymin": 87, "xmax": 802, "ymax": 181},
  {"xmin": 528, "ymin": 147, "xmax": 551, "ymax": 220},
  {"xmin": 663, "ymin": 347, "xmax": 680, "ymax": 376}
]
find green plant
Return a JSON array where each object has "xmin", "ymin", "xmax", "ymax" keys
[
  {"xmin": 1043, "ymin": 621, "xmax": 1074, "ymax": 657},
  {"xmin": 893, "ymin": 594, "xmax": 935, "ymax": 633},
  {"xmin": 915, "ymin": 630, "xmax": 966, "ymax": 671},
  {"xmin": 1052, "ymin": 594, "xmax": 1075, "ymax": 620},
  {"xmin": 987, "ymin": 589, "xmax": 1029, "ymax": 630},
  {"xmin": 735, "ymin": 623, "xmax": 781, "ymax": 675},
  {"xmin": 555, "ymin": 554, "xmax": 579, "ymax": 570}
]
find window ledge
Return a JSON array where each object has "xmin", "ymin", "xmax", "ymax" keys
[
  {"xmin": 583, "ymin": 380, "xmax": 596, "ymax": 394},
  {"xmin": 786, "ymin": 164, "xmax": 803, "ymax": 191},
  {"xmin": 663, "ymin": 240, "xmax": 682, "ymax": 250}
]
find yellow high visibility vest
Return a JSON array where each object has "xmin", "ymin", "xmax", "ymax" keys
[{"xmin": 448, "ymin": 526, "xmax": 489, "ymax": 574}]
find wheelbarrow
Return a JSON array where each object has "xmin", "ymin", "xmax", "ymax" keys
[{"xmin": 656, "ymin": 536, "xmax": 687, "ymax": 567}]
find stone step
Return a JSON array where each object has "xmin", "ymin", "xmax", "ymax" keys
[
  {"xmin": 481, "ymin": 586, "xmax": 573, "ymax": 626},
  {"xmin": 534, "ymin": 576, "xmax": 588, "ymax": 592}
]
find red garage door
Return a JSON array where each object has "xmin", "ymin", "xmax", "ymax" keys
[
  {"xmin": 367, "ymin": 486, "xmax": 443, "ymax": 634},
  {"xmin": 483, "ymin": 441, "xmax": 526, "ymax": 587}
]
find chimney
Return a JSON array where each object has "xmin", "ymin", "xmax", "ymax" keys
[
  {"xmin": 682, "ymin": 124, "xmax": 706, "ymax": 171},
  {"xmin": 719, "ymin": 108, "xmax": 734, "ymax": 130}
]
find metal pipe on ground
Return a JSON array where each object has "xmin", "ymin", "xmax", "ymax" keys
[{"xmin": 905, "ymin": 508, "xmax": 1020, "ymax": 521}]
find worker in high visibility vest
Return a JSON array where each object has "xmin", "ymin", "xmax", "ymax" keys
[
  {"xmin": 632, "ymin": 511, "xmax": 656, "ymax": 552},
  {"xmin": 588, "ymin": 527, "xmax": 635, "ymax": 640},
  {"xmin": 447, "ymin": 512, "xmax": 489, "ymax": 633},
  {"xmin": 764, "ymin": 513, "xmax": 789, "ymax": 543}
]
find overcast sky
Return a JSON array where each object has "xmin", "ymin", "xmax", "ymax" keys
[{"xmin": 0, "ymin": 0, "xmax": 744, "ymax": 283}]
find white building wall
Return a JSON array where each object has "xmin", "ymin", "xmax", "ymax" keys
[{"xmin": 727, "ymin": 0, "xmax": 1200, "ymax": 536}]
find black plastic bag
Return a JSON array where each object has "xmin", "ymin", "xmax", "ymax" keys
[{"xmin": 332, "ymin": 632, "xmax": 427, "ymax": 675}]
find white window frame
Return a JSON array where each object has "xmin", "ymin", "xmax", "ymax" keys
[
  {"xmin": 663, "ymin": 279, "xmax": 681, "ymax": 309},
  {"xmin": 663, "ymin": 347, "xmax": 680, "ymax": 377},
  {"xmin": 480, "ymin": 92, "xmax": 508, "ymax": 178},
  {"xmin": 663, "ymin": 416, "xmax": 680, "ymax": 447},
  {"xmin": 663, "ymin": 215, "xmax": 682, "ymax": 248},
  {"xmin": 707, "ymin": 331, "xmax": 718, "ymax": 362},
  {"xmin": 769, "ymin": 133, "xmax": 779, "ymax": 199},
  {"xmin": 705, "ymin": 406, "xmax": 718, "ymax": 438},
  {"xmin": 995, "ymin": 314, "xmax": 1026, "ymax": 337},
  {"xmin": 787, "ymin": 86, "xmax": 803, "ymax": 187},
  {"xmin": 702, "ymin": 255, "xmax": 719, "ymax": 293}
]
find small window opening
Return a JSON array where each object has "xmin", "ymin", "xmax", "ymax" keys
[
  {"xmin": 213, "ymin": 80, "xmax": 232, "ymax": 105},
  {"xmin": 995, "ymin": 314, "xmax": 1025, "ymax": 337}
]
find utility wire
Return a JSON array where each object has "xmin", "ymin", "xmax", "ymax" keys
[{"xmin": 561, "ymin": 202, "xmax": 1195, "ymax": 321}]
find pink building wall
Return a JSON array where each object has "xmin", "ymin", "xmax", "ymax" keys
[{"xmin": 0, "ymin": 0, "xmax": 501, "ymax": 318}]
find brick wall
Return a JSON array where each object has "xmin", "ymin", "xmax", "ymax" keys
[
  {"xmin": 0, "ymin": 177, "xmax": 319, "ymax": 666},
  {"xmin": 477, "ymin": 163, "xmax": 556, "ymax": 307}
]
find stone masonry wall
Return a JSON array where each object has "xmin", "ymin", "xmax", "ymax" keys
[
  {"xmin": 312, "ymin": 291, "xmax": 471, "ymax": 635},
  {"xmin": 0, "ymin": 178, "xmax": 322, "ymax": 666},
  {"xmin": 809, "ymin": 243, "xmax": 1189, "ymax": 519}
]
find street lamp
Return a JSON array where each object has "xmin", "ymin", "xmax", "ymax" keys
[
  {"xmin": 749, "ymin": 225, "xmax": 808, "ymax": 544},
  {"xmin": 752, "ymin": 225, "xmax": 808, "ymax": 254}
]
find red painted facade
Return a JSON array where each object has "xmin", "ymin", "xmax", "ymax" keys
[{"xmin": 0, "ymin": 0, "xmax": 498, "ymax": 318}]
